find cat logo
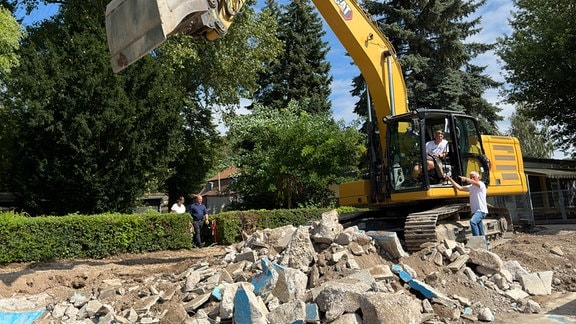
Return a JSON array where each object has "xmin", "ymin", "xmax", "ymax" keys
[{"xmin": 334, "ymin": 0, "xmax": 352, "ymax": 21}]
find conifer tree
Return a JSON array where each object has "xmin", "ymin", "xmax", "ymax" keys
[{"xmin": 252, "ymin": 0, "xmax": 332, "ymax": 114}]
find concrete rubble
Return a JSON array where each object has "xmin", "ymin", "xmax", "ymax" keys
[{"xmin": 29, "ymin": 209, "xmax": 558, "ymax": 323}]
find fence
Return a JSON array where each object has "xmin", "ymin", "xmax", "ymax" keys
[{"xmin": 490, "ymin": 189, "xmax": 576, "ymax": 227}]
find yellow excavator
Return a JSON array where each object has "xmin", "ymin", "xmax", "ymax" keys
[{"xmin": 105, "ymin": 0, "xmax": 527, "ymax": 250}]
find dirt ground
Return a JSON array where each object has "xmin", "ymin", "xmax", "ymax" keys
[{"xmin": 1, "ymin": 225, "xmax": 575, "ymax": 322}]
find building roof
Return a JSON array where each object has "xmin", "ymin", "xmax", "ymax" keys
[
  {"xmin": 198, "ymin": 167, "xmax": 239, "ymax": 197},
  {"xmin": 206, "ymin": 167, "xmax": 239, "ymax": 181},
  {"xmin": 524, "ymin": 168, "xmax": 576, "ymax": 179}
]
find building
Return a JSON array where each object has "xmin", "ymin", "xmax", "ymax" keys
[
  {"xmin": 197, "ymin": 167, "xmax": 240, "ymax": 214},
  {"xmin": 523, "ymin": 157, "xmax": 576, "ymax": 224}
]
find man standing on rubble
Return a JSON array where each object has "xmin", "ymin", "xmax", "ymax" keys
[{"xmin": 445, "ymin": 171, "xmax": 489, "ymax": 243}]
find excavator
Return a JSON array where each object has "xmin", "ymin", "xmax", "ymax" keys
[{"xmin": 104, "ymin": 0, "xmax": 528, "ymax": 250}]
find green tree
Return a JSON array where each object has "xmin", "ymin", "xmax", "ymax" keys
[
  {"xmin": 252, "ymin": 0, "xmax": 332, "ymax": 114},
  {"xmin": 0, "ymin": 5, "xmax": 23, "ymax": 77},
  {"xmin": 159, "ymin": 3, "xmax": 283, "ymax": 202},
  {"xmin": 0, "ymin": 5, "xmax": 24, "ymax": 191},
  {"xmin": 497, "ymin": 0, "xmax": 576, "ymax": 153},
  {"xmin": 2, "ymin": 0, "xmax": 283, "ymax": 213},
  {"xmin": 2, "ymin": 1, "xmax": 185, "ymax": 215},
  {"xmin": 507, "ymin": 109, "xmax": 554, "ymax": 159},
  {"xmin": 357, "ymin": 0, "xmax": 502, "ymax": 133},
  {"xmin": 227, "ymin": 101, "xmax": 364, "ymax": 209}
]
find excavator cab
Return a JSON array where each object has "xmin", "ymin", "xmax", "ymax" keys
[{"xmin": 385, "ymin": 109, "xmax": 489, "ymax": 194}]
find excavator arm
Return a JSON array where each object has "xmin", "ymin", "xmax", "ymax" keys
[{"xmin": 106, "ymin": 0, "xmax": 245, "ymax": 73}]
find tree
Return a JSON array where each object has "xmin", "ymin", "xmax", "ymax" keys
[
  {"xmin": 227, "ymin": 101, "xmax": 364, "ymax": 209},
  {"xmin": 3, "ymin": 2, "xmax": 185, "ymax": 215},
  {"xmin": 0, "ymin": 5, "xmax": 23, "ymax": 77},
  {"xmin": 252, "ymin": 0, "xmax": 333, "ymax": 114},
  {"xmin": 497, "ymin": 0, "xmax": 576, "ymax": 153},
  {"xmin": 1, "ymin": 0, "xmax": 284, "ymax": 214},
  {"xmin": 0, "ymin": 5, "xmax": 24, "ymax": 191},
  {"xmin": 357, "ymin": 0, "xmax": 502, "ymax": 134},
  {"xmin": 507, "ymin": 108, "xmax": 554, "ymax": 159},
  {"xmin": 158, "ymin": 3, "xmax": 283, "ymax": 203}
]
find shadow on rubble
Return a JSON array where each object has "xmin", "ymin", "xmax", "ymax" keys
[
  {"xmin": 548, "ymin": 298, "xmax": 576, "ymax": 316},
  {"xmin": 516, "ymin": 224, "xmax": 576, "ymax": 236}
]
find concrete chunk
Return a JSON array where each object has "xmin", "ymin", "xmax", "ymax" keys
[
  {"xmin": 367, "ymin": 231, "xmax": 409, "ymax": 258},
  {"xmin": 305, "ymin": 303, "xmax": 320, "ymax": 323},
  {"xmin": 314, "ymin": 278, "xmax": 371, "ymax": 322},
  {"xmin": 447, "ymin": 254, "xmax": 469, "ymax": 271},
  {"xmin": 266, "ymin": 299, "xmax": 305, "ymax": 323},
  {"xmin": 272, "ymin": 265, "xmax": 308, "ymax": 303},
  {"xmin": 132, "ymin": 295, "xmax": 159, "ymax": 314},
  {"xmin": 519, "ymin": 271, "xmax": 553, "ymax": 295},
  {"xmin": 233, "ymin": 285, "xmax": 268, "ymax": 324},
  {"xmin": 369, "ymin": 264, "xmax": 394, "ymax": 280},
  {"xmin": 183, "ymin": 292, "xmax": 211, "ymax": 312},
  {"xmin": 468, "ymin": 248, "xmax": 503, "ymax": 271},
  {"xmin": 310, "ymin": 209, "xmax": 343, "ymax": 244},
  {"xmin": 504, "ymin": 288, "xmax": 530, "ymax": 301},
  {"xmin": 503, "ymin": 260, "xmax": 530, "ymax": 281},
  {"xmin": 466, "ymin": 236, "xmax": 487, "ymax": 250},
  {"xmin": 235, "ymin": 250, "xmax": 257, "ymax": 263},
  {"xmin": 251, "ymin": 258, "xmax": 279, "ymax": 299},
  {"xmin": 220, "ymin": 282, "xmax": 253, "ymax": 319},
  {"xmin": 360, "ymin": 292, "xmax": 422, "ymax": 324},
  {"xmin": 280, "ymin": 226, "xmax": 316, "ymax": 272}
]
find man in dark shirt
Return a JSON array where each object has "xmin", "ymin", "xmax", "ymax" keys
[{"xmin": 189, "ymin": 195, "xmax": 209, "ymax": 247}]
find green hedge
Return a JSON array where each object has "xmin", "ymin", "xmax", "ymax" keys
[
  {"xmin": 0, "ymin": 207, "xmax": 364, "ymax": 263},
  {"xmin": 0, "ymin": 211, "xmax": 192, "ymax": 263}
]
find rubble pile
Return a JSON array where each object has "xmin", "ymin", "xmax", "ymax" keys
[{"xmin": 33, "ymin": 210, "xmax": 557, "ymax": 323}]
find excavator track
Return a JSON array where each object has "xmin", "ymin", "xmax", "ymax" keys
[
  {"xmin": 404, "ymin": 203, "xmax": 513, "ymax": 252},
  {"xmin": 404, "ymin": 204, "xmax": 463, "ymax": 252}
]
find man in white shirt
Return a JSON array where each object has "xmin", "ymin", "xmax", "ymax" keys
[
  {"xmin": 445, "ymin": 171, "xmax": 488, "ymax": 237},
  {"xmin": 412, "ymin": 129, "xmax": 449, "ymax": 178},
  {"xmin": 425, "ymin": 129, "xmax": 449, "ymax": 171}
]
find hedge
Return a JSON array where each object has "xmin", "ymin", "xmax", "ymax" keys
[{"xmin": 0, "ymin": 207, "xmax": 362, "ymax": 263}]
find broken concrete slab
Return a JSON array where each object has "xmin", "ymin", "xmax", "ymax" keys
[
  {"xmin": 519, "ymin": 271, "xmax": 553, "ymax": 296},
  {"xmin": 314, "ymin": 278, "xmax": 371, "ymax": 322},
  {"xmin": 233, "ymin": 284, "xmax": 267, "ymax": 324},
  {"xmin": 366, "ymin": 231, "xmax": 409, "ymax": 259},
  {"xmin": 310, "ymin": 209, "xmax": 344, "ymax": 244},
  {"xmin": 468, "ymin": 248, "xmax": 503, "ymax": 271},
  {"xmin": 360, "ymin": 292, "xmax": 422, "ymax": 324}
]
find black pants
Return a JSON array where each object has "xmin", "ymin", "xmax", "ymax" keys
[{"xmin": 192, "ymin": 220, "xmax": 203, "ymax": 247}]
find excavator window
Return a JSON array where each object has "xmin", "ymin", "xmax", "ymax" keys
[
  {"xmin": 388, "ymin": 119, "xmax": 422, "ymax": 190},
  {"xmin": 453, "ymin": 117, "xmax": 488, "ymax": 182}
]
